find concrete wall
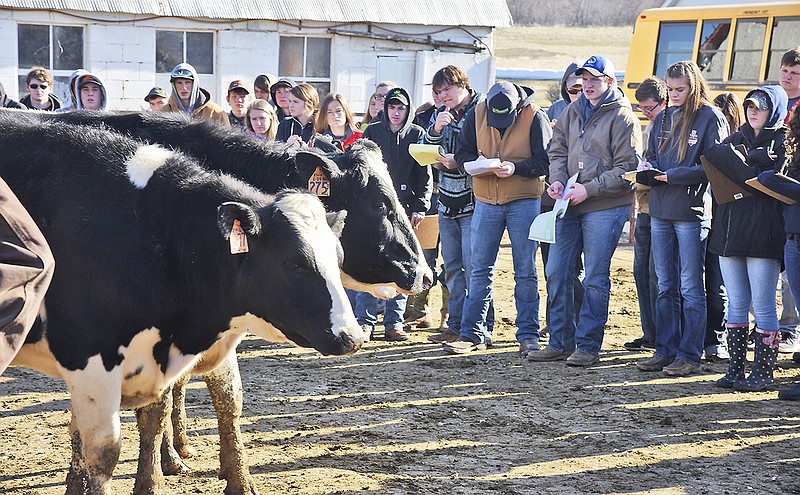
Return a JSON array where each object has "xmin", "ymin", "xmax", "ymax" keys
[{"xmin": 0, "ymin": 9, "xmax": 495, "ymax": 112}]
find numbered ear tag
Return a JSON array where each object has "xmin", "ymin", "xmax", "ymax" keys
[
  {"xmin": 307, "ymin": 166, "xmax": 331, "ymax": 197},
  {"xmin": 229, "ymin": 219, "xmax": 249, "ymax": 254}
]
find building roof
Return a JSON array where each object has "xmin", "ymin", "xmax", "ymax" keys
[{"xmin": 0, "ymin": 0, "xmax": 513, "ymax": 26}]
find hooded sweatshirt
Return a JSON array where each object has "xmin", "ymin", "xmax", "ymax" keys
[
  {"xmin": 276, "ymin": 115, "xmax": 316, "ymax": 143},
  {"xmin": 707, "ymin": 85, "xmax": 787, "ymax": 260},
  {"xmin": 363, "ymin": 87, "xmax": 432, "ymax": 215},
  {"xmin": 57, "ymin": 72, "xmax": 108, "ymax": 112},
  {"xmin": 546, "ymin": 61, "xmax": 581, "ymax": 122},
  {"xmin": 0, "ymin": 83, "xmax": 24, "ymax": 110},
  {"xmin": 645, "ymin": 101, "xmax": 728, "ymax": 221},
  {"xmin": 20, "ymin": 93, "xmax": 62, "ymax": 111},
  {"xmin": 161, "ymin": 63, "xmax": 229, "ymax": 127},
  {"xmin": 548, "ymin": 81, "xmax": 642, "ymax": 215}
]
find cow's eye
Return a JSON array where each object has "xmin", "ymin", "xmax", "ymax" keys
[{"xmin": 372, "ymin": 201, "xmax": 387, "ymax": 213}]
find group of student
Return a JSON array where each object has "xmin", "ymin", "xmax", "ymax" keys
[{"xmin": 5, "ymin": 53, "xmax": 800, "ymax": 397}]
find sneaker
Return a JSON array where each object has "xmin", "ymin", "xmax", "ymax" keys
[
  {"xmin": 663, "ymin": 359, "xmax": 701, "ymax": 377},
  {"xmin": 361, "ymin": 325, "xmax": 374, "ymax": 343},
  {"xmin": 636, "ymin": 355, "xmax": 672, "ymax": 372},
  {"xmin": 624, "ymin": 338, "xmax": 655, "ymax": 351},
  {"xmin": 428, "ymin": 330, "xmax": 460, "ymax": 344},
  {"xmin": 384, "ymin": 325, "xmax": 410, "ymax": 342},
  {"xmin": 443, "ymin": 338, "xmax": 486, "ymax": 354},
  {"xmin": 527, "ymin": 346, "xmax": 569, "ymax": 362},
  {"xmin": 566, "ymin": 350, "xmax": 599, "ymax": 367},
  {"xmin": 485, "ymin": 336, "xmax": 494, "ymax": 349},
  {"xmin": 779, "ymin": 334, "xmax": 800, "ymax": 353},
  {"xmin": 518, "ymin": 338, "xmax": 540, "ymax": 358}
]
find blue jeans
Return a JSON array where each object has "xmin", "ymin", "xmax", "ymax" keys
[
  {"xmin": 785, "ymin": 239, "xmax": 800, "ymax": 330},
  {"xmin": 633, "ymin": 213, "xmax": 657, "ymax": 343},
  {"xmin": 546, "ymin": 204, "xmax": 630, "ymax": 356},
  {"xmin": 780, "ymin": 270, "xmax": 799, "ymax": 334},
  {"xmin": 460, "ymin": 199, "xmax": 539, "ymax": 343},
  {"xmin": 701, "ymin": 222, "xmax": 727, "ymax": 352},
  {"xmin": 355, "ymin": 292, "xmax": 407, "ymax": 329},
  {"xmin": 718, "ymin": 256, "xmax": 781, "ymax": 331},
  {"xmin": 651, "ymin": 218, "xmax": 707, "ymax": 365}
]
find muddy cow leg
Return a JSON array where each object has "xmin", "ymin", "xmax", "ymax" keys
[
  {"xmin": 169, "ymin": 371, "xmax": 197, "ymax": 459},
  {"xmin": 133, "ymin": 389, "xmax": 170, "ymax": 495},
  {"xmin": 65, "ymin": 413, "xmax": 90, "ymax": 495},
  {"xmin": 205, "ymin": 352, "xmax": 258, "ymax": 495},
  {"xmin": 159, "ymin": 381, "xmax": 190, "ymax": 475}
]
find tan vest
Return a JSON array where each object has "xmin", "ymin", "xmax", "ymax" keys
[{"xmin": 473, "ymin": 103, "xmax": 545, "ymax": 205}]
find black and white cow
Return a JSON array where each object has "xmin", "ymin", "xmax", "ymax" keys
[
  {"xmin": 0, "ymin": 115, "xmax": 365, "ymax": 495},
  {"xmin": 33, "ymin": 110, "xmax": 433, "ymax": 298}
]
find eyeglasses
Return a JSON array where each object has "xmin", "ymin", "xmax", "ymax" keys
[
  {"xmin": 640, "ymin": 103, "xmax": 661, "ymax": 113},
  {"xmin": 371, "ymin": 94, "xmax": 386, "ymax": 102},
  {"xmin": 567, "ymin": 88, "xmax": 582, "ymax": 95},
  {"xmin": 28, "ymin": 83, "xmax": 48, "ymax": 90}
]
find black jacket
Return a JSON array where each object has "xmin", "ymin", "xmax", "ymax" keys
[
  {"xmin": 20, "ymin": 93, "xmax": 62, "ymax": 111},
  {"xmin": 362, "ymin": 87, "xmax": 432, "ymax": 215},
  {"xmin": 276, "ymin": 116, "xmax": 315, "ymax": 143},
  {"xmin": 707, "ymin": 86, "xmax": 787, "ymax": 260}
]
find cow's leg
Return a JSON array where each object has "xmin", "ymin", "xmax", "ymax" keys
[
  {"xmin": 205, "ymin": 352, "xmax": 258, "ymax": 495},
  {"xmin": 159, "ymin": 382, "xmax": 190, "ymax": 475},
  {"xmin": 169, "ymin": 371, "xmax": 196, "ymax": 459},
  {"xmin": 65, "ymin": 413, "xmax": 90, "ymax": 495},
  {"xmin": 133, "ymin": 389, "xmax": 169, "ymax": 495},
  {"xmin": 64, "ymin": 374, "xmax": 123, "ymax": 495}
]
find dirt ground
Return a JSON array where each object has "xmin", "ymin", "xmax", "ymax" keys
[{"xmin": 3, "ymin": 245, "xmax": 800, "ymax": 495}]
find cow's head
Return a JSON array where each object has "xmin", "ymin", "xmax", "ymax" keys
[
  {"xmin": 217, "ymin": 191, "xmax": 365, "ymax": 355},
  {"xmin": 294, "ymin": 142, "xmax": 433, "ymax": 298}
]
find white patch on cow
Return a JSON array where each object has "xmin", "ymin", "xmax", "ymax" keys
[
  {"xmin": 12, "ymin": 338, "xmax": 62, "ymax": 377},
  {"xmin": 362, "ymin": 148, "xmax": 432, "ymax": 294},
  {"xmin": 189, "ymin": 333, "xmax": 247, "ymax": 375},
  {"xmin": 227, "ymin": 313, "xmax": 291, "ymax": 343},
  {"xmin": 125, "ymin": 144, "xmax": 172, "ymax": 189},
  {"xmin": 340, "ymin": 271, "xmax": 399, "ymax": 299},
  {"xmin": 276, "ymin": 193, "xmax": 361, "ymax": 340}
]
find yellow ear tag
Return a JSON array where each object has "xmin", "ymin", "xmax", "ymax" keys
[
  {"xmin": 307, "ymin": 166, "xmax": 331, "ymax": 197},
  {"xmin": 229, "ymin": 219, "xmax": 249, "ymax": 254}
]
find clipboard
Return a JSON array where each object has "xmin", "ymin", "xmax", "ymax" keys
[
  {"xmin": 745, "ymin": 175, "xmax": 799, "ymax": 205},
  {"xmin": 408, "ymin": 144, "xmax": 445, "ymax": 166},
  {"xmin": 701, "ymin": 155, "xmax": 753, "ymax": 204}
]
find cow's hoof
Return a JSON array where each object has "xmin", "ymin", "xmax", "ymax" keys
[
  {"xmin": 223, "ymin": 475, "xmax": 259, "ymax": 495},
  {"xmin": 176, "ymin": 443, "xmax": 197, "ymax": 459}
]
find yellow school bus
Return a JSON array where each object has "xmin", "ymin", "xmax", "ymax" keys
[{"xmin": 623, "ymin": 1, "xmax": 800, "ymax": 116}]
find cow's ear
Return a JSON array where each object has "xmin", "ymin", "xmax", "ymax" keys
[
  {"xmin": 294, "ymin": 151, "xmax": 342, "ymax": 182},
  {"xmin": 325, "ymin": 210, "xmax": 347, "ymax": 239},
  {"xmin": 217, "ymin": 202, "xmax": 262, "ymax": 239}
]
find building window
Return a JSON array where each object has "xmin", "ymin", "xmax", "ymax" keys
[
  {"xmin": 654, "ymin": 22, "xmax": 695, "ymax": 79},
  {"xmin": 156, "ymin": 31, "xmax": 214, "ymax": 74},
  {"xmin": 766, "ymin": 17, "xmax": 800, "ymax": 81},
  {"xmin": 278, "ymin": 36, "xmax": 332, "ymax": 96},
  {"xmin": 17, "ymin": 24, "xmax": 84, "ymax": 104},
  {"xmin": 729, "ymin": 18, "xmax": 767, "ymax": 83},
  {"xmin": 696, "ymin": 20, "xmax": 730, "ymax": 81}
]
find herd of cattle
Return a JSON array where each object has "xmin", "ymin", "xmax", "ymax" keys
[{"xmin": 0, "ymin": 108, "xmax": 433, "ymax": 495}]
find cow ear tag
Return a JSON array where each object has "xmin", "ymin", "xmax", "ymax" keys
[
  {"xmin": 229, "ymin": 219, "xmax": 249, "ymax": 254},
  {"xmin": 308, "ymin": 166, "xmax": 331, "ymax": 197}
]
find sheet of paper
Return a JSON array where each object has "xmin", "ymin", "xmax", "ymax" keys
[
  {"xmin": 529, "ymin": 173, "xmax": 578, "ymax": 244},
  {"xmin": 464, "ymin": 157, "xmax": 502, "ymax": 176},
  {"xmin": 408, "ymin": 143, "xmax": 444, "ymax": 166}
]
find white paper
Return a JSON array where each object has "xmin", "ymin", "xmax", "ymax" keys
[
  {"xmin": 529, "ymin": 173, "xmax": 578, "ymax": 244},
  {"xmin": 464, "ymin": 157, "xmax": 502, "ymax": 176}
]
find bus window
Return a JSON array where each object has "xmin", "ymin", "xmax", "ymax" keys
[
  {"xmin": 697, "ymin": 20, "xmax": 731, "ymax": 81},
  {"xmin": 655, "ymin": 22, "xmax": 695, "ymax": 78},
  {"xmin": 767, "ymin": 16, "xmax": 800, "ymax": 80},
  {"xmin": 729, "ymin": 18, "xmax": 767, "ymax": 82}
]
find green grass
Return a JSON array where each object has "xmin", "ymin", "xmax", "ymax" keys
[{"xmin": 493, "ymin": 25, "xmax": 635, "ymax": 106}]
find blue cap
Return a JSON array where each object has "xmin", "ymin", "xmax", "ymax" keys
[{"xmin": 576, "ymin": 56, "xmax": 615, "ymax": 79}]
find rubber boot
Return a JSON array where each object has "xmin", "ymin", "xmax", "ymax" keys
[
  {"xmin": 716, "ymin": 324, "xmax": 749, "ymax": 389},
  {"xmin": 734, "ymin": 328, "xmax": 779, "ymax": 392}
]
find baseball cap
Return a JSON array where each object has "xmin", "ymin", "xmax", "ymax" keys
[
  {"xmin": 144, "ymin": 87, "xmax": 167, "ymax": 102},
  {"xmin": 576, "ymin": 56, "xmax": 615, "ymax": 79},
  {"xmin": 228, "ymin": 79, "xmax": 250, "ymax": 94},
  {"xmin": 744, "ymin": 91, "xmax": 770, "ymax": 111},
  {"xmin": 486, "ymin": 81, "xmax": 520, "ymax": 129},
  {"xmin": 77, "ymin": 74, "xmax": 103, "ymax": 89},
  {"xmin": 566, "ymin": 73, "xmax": 582, "ymax": 89},
  {"xmin": 385, "ymin": 88, "xmax": 409, "ymax": 106},
  {"xmin": 272, "ymin": 77, "xmax": 296, "ymax": 90}
]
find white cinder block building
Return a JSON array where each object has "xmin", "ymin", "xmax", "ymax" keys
[{"xmin": 0, "ymin": 0, "xmax": 512, "ymax": 112}]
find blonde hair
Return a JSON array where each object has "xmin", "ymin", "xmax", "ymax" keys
[
  {"xmin": 315, "ymin": 93, "xmax": 358, "ymax": 134},
  {"xmin": 660, "ymin": 61, "xmax": 711, "ymax": 162},
  {"xmin": 245, "ymin": 99, "xmax": 279, "ymax": 140}
]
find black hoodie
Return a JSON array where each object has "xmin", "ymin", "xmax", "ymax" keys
[{"xmin": 362, "ymin": 87, "xmax": 432, "ymax": 215}]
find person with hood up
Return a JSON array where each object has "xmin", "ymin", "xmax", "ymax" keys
[
  {"xmin": 634, "ymin": 60, "xmax": 728, "ymax": 376},
  {"xmin": 0, "ymin": 82, "xmax": 25, "ymax": 109},
  {"xmin": 528, "ymin": 56, "xmax": 642, "ymax": 367},
  {"xmin": 358, "ymin": 87, "xmax": 432, "ymax": 341},
  {"xmin": 705, "ymin": 85, "xmax": 787, "ymax": 392},
  {"xmin": 57, "ymin": 71, "xmax": 108, "ymax": 112},
  {"xmin": 443, "ymin": 80, "xmax": 551, "ymax": 356},
  {"xmin": 161, "ymin": 63, "xmax": 229, "ymax": 127}
]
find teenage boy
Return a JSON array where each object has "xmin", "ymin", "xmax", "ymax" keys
[
  {"xmin": 226, "ymin": 80, "xmax": 251, "ymax": 130},
  {"xmin": 270, "ymin": 77, "xmax": 296, "ymax": 121},
  {"xmin": 20, "ymin": 67, "xmax": 61, "ymax": 111},
  {"xmin": 58, "ymin": 72, "xmax": 107, "ymax": 112},
  {"xmin": 444, "ymin": 80, "xmax": 551, "ymax": 356},
  {"xmin": 144, "ymin": 87, "xmax": 168, "ymax": 112},
  {"xmin": 360, "ymin": 87, "xmax": 433, "ymax": 341},
  {"xmin": 528, "ymin": 56, "xmax": 642, "ymax": 367},
  {"xmin": 162, "ymin": 63, "xmax": 229, "ymax": 127}
]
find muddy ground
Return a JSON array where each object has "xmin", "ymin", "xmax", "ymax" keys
[{"xmin": 3, "ymin": 246, "xmax": 800, "ymax": 495}]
